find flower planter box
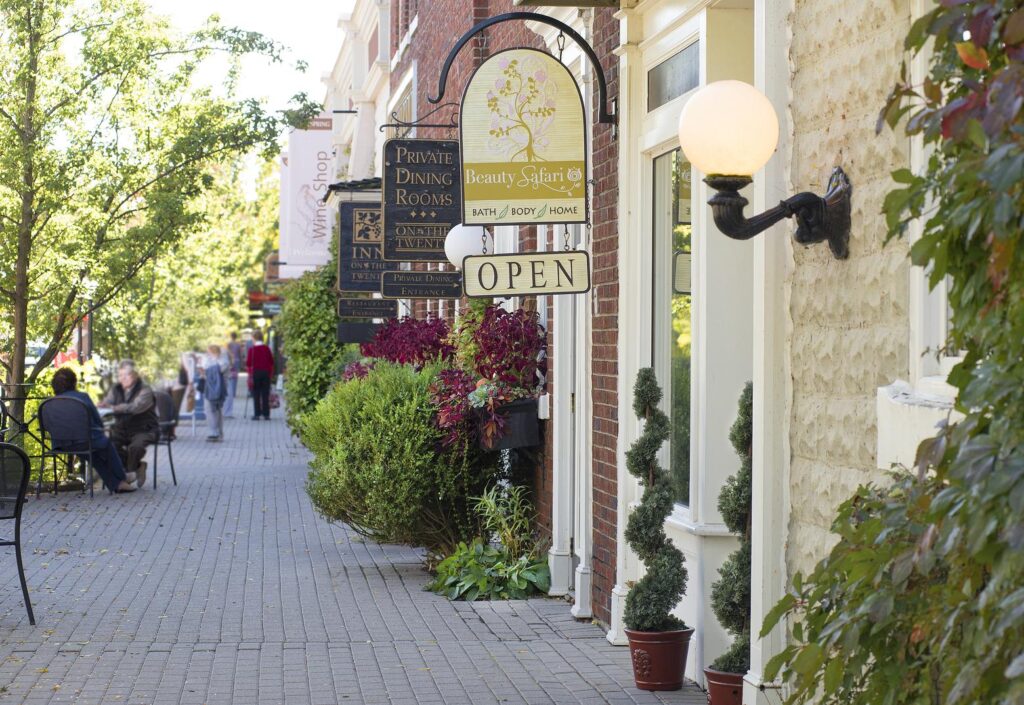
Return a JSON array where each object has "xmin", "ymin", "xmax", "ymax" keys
[{"xmin": 487, "ymin": 397, "xmax": 540, "ymax": 450}]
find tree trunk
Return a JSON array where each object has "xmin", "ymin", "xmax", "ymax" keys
[{"xmin": 6, "ymin": 2, "xmax": 40, "ymax": 427}]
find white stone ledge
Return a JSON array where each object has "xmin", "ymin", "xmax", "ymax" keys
[{"xmin": 876, "ymin": 379, "xmax": 958, "ymax": 470}]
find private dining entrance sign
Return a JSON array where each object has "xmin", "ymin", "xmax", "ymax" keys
[
  {"xmin": 462, "ymin": 251, "xmax": 590, "ymax": 298},
  {"xmin": 337, "ymin": 202, "xmax": 387, "ymax": 293},
  {"xmin": 460, "ymin": 48, "xmax": 587, "ymax": 226},
  {"xmin": 382, "ymin": 139, "xmax": 461, "ymax": 262}
]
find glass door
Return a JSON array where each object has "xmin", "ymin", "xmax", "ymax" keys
[{"xmin": 653, "ymin": 149, "xmax": 693, "ymax": 507}]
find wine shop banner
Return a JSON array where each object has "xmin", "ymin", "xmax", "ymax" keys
[
  {"xmin": 382, "ymin": 139, "xmax": 461, "ymax": 262},
  {"xmin": 460, "ymin": 48, "xmax": 587, "ymax": 226},
  {"xmin": 336, "ymin": 202, "xmax": 388, "ymax": 293}
]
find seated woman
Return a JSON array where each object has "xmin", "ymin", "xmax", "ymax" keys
[{"xmin": 50, "ymin": 368, "xmax": 137, "ymax": 493}]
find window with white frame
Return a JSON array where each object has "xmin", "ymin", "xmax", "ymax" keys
[{"xmin": 653, "ymin": 148, "xmax": 693, "ymax": 507}]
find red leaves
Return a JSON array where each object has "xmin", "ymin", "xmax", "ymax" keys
[
  {"xmin": 360, "ymin": 316, "xmax": 455, "ymax": 366},
  {"xmin": 956, "ymin": 41, "xmax": 989, "ymax": 69},
  {"xmin": 472, "ymin": 306, "xmax": 544, "ymax": 392},
  {"xmin": 941, "ymin": 89, "xmax": 986, "ymax": 139}
]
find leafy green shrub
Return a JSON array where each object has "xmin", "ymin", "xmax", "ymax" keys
[
  {"xmin": 427, "ymin": 539, "xmax": 550, "ymax": 601},
  {"xmin": 303, "ymin": 362, "xmax": 498, "ymax": 553},
  {"xmin": 427, "ymin": 483, "xmax": 550, "ymax": 601},
  {"xmin": 278, "ymin": 266, "xmax": 353, "ymax": 428},
  {"xmin": 762, "ymin": 2, "xmax": 1024, "ymax": 703},
  {"xmin": 623, "ymin": 368, "xmax": 688, "ymax": 632},
  {"xmin": 709, "ymin": 384, "xmax": 752, "ymax": 674}
]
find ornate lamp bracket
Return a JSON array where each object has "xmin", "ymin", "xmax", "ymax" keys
[{"xmin": 704, "ymin": 167, "xmax": 852, "ymax": 259}]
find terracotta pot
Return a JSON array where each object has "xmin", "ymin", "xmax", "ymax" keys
[
  {"xmin": 624, "ymin": 627, "xmax": 694, "ymax": 691},
  {"xmin": 704, "ymin": 667, "xmax": 744, "ymax": 705}
]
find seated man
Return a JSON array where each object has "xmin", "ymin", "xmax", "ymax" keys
[
  {"xmin": 100, "ymin": 360, "xmax": 158, "ymax": 487},
  {"xmin": 50, "ymin": 368, "xmax": 136, "ymax": 493}
]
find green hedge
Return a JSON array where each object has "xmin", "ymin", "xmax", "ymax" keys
[
  {"xmin": 303, "ymin": 362, "xmax": 499, "ymax": 553},
  {"xmin": 277, "ymin": 266, "xmax": 352, "ymax": 428}
]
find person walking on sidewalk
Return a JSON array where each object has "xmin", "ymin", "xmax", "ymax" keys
[
  {"xmin": 246, "ymin": 331, "xmax": 275, "ymax": 420},
  {"xmin": 224, "ymin": 332, "xmax": 242, "ymax": 418},
  {"xmin": 201, "ymin": 345, "xmax": 228, "ymax": 441}
]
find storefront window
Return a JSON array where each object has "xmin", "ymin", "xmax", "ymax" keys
[{"xmin": 653, "ymin": 149, "xmax": 692, "ymax": 506}]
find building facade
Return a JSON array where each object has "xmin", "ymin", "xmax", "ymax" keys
[{"xmin": 320, "ymin": 1, "xmax": 950, "ymax": 702}]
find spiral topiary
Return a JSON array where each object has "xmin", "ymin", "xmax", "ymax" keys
[
  {"xmin": 623, "ymin": 368, "xmax": 688, "ymax": 632},
  {"xmin": 709, "ymin": 382, "xmax": 752, "ymax": 673}
]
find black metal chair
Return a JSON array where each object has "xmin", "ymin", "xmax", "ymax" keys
[
  {"xmin": 37, "ymin": 397, "xmax": 95, "ymax": 498},
  {"xmin": 0, "ymin": 443, "xmax": 35, "ymax": 625},
  {"xmin": 153, "ymin": 391, "xmax": 178, "ymax": 489}
]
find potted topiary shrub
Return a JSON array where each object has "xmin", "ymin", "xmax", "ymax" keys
[
  {"xmin": 704, "ymin": 383, "xmax": 752, "ymax": 704},
  {"xmin": 623, "ymin": 368, "xmax": 692, "ymax": 691}
]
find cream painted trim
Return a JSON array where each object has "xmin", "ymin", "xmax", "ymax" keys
[{"xmin": 746, "ymin": 1, "xmax": 792, "ymax": 703}]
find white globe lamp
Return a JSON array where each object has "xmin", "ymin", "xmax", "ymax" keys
[
  {"xmin": 675, "ymin": 80, "xmax": 852, "ymax": 260},
  {"xmin": 677, "ymin": 80, "xmax": 779, "ymax": 177},
  {"xmin": 444, "ymin": 224, "xmax": 493, "ymax": 269}
]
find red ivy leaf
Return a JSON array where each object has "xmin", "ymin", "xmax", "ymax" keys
[{"xmin": 956, "ymin": 41, "xmax": 989, "ymax": 70}]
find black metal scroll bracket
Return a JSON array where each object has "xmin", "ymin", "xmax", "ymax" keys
[
  {"xmin": 428, "ymin": 12, "xmax": 617, "ymax": 125},
  {"xmin": 379, "ymin": 102, "xmax": 461, "ymax": 133}
]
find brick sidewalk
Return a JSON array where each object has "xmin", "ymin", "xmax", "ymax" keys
[{"xmin": 0, "ymin": 407, "xmax": 705, "ymax": 704}]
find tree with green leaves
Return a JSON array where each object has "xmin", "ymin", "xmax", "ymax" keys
[
  {"xmin": 623, "ymin": 367, "xmax": 688, "ymax": 632},
  {"xmin": 0, "ymin": 0, "xmax": 317, "ymax": 418},
  {"xmin": 762, "ymin": 2, "xmax": 1024, "ymax": 703},
  {"xmin": 93, "ymin": 158, "xmax": 279, "ymax": 378}
]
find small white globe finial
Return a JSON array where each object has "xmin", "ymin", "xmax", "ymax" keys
[
  {"xmin": 444, "ymin": 224, "xmax": 493, "ymax": 269},
  {"xmin": 677, "ymin": 80, "xmax": 779, "ymax": 177}
]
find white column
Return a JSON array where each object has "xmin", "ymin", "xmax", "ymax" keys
[{"xmin": 746, "ymin": 0, "xmax": 792, "ymax": 703}]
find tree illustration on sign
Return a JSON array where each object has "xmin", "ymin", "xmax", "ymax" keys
[{"xmin": 486, "ymin": 56, "xmax": 558, "ymax": 162}]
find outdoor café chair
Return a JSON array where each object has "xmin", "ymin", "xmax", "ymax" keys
[
  {"xmin": 153, "ymin": 391, "xmax": 179, "ymax": 489},
  {"xmin": 37, "ymin": 396, "xmax": 96, "ymax": 499},
  {"xmin": 0, "ymin": 443, "xmax": 35, "ymax": 625}
]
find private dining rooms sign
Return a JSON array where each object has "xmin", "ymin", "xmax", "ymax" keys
[
  {"xmin": 462, "ymin": 251, "xmax": 590, "ymax": 298},
  {"xmin": 382, "ymin": 139, "xmax": 461, "ymax": 262}
]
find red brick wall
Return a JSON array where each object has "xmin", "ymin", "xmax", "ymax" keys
[{"xmin": 589, "ymin": 7, "xmax": 619, "ymax": 628}]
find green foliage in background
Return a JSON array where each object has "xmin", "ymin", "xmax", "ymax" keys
[
  {"xmin": 623, "ymin": 368, "xmax": 688, "ymax": 632},
  {"xmin": 303, "ymin": 362, "xmax": 499, "ymax": 554},
  {"xmin": 277, "ymin": 266, "xmax": 351, "ymax": 428},
  {"xmin": 670, "ymin": 354, "xmax": 691, "ymax": 504},
  {"xmin": 0, "ymin": 0, "xmax": 318, "ymax": 420},
  {"xmin": 709, "ymin": 383, "xmax": 752, "ymax": 674},
  {"xmin": 93, "ymin": 160, "xmax": 279, "ymax": 379},
  {"xmin": 762, "ymin": 3, "xmax": 1024, "ymax": 703}
]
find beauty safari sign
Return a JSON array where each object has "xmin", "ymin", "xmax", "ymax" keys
[{"xmin": 460, "ymin": 48, "xmax": 587, "ymax": 226}]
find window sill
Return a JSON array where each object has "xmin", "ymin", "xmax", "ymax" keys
[{"xmin": 876, "ymin": 378, "xmax": 958, "ymax": 470}]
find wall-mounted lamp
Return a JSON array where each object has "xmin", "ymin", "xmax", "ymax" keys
[
  {"xmin": 677, "ymin": 80, "xmax": 851, "ymax": 260},
  {"xmin": 444, "ymin": 224, "xmax": 493, "ymax": 269}
]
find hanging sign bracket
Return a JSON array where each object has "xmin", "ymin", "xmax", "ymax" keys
[{"xmin": 428, "ymin": 12, "xmax": 617, "ymax": 126}]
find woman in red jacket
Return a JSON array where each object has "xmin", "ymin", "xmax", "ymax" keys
[{"xmin": 246, "ymin": 331, "xmax": 275, "ymax": 420}]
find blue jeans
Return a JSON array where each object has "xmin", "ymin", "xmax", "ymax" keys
[
  {"xmin": 224, "ymin": 374, "xmax": 238, "ymax": 416},
  {"xmin": 81, "ymin": 436, "xmax": 127, "ymax": 491}
]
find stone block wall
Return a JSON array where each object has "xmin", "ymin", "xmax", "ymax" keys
[{"xmin": 786, "ymin": 0, "xmax": 912, "ymax": 577}]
